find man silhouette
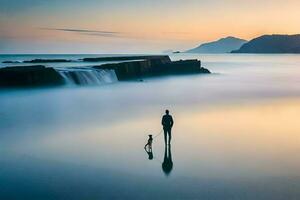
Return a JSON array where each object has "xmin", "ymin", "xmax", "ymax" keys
[{"xmin": 161, "ymin": 110, "xmax": 174, "ymax": 145}]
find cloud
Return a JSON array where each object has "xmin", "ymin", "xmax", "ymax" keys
[
  {"xmin": 40, "ymin": 27, "xmax": 125, "ymax": 38},
  {"xmin": 43, "ymin": 28, "xmax": 120, "ymax": 34},
  {"xmin": 39, "ymin": 27, "xmax": 190, "ymax": 41}
]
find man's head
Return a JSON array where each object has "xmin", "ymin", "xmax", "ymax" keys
[{"xmin": 165, "ymin": 110, "xmax": 169, "ymax": 115}]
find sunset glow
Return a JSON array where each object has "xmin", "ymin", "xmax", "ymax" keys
[{"xmin": 1, "ymin": 0, "xmax": 300, "ymax": 53}]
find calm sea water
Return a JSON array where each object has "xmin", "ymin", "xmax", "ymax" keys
[{"xmin": 1, "ymin": 54, "xmax": 300, "ymax": 199}]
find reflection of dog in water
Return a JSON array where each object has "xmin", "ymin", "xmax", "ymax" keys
[
  {"xmin": 144, "ymin": 135, "xmax": 153, "ymax": 160},
  {"xmin": 144, "ymin": 135, "xmax": 153, "ymax": 149}
]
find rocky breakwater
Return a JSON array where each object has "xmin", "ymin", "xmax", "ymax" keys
[
  {"xmin": 2, "ymin": 59, "xmax": 72, "ymax": 64},
  {"xmin": 0, "ymin": 55, "xmax": 210, "ymax": 87},
  {"xmin": 82, "ymin": 55, "xmax": 172, "ymax": 63},
  {"xmin": 94, "ymin": 57, "xmax": 210, "ymax": 80},
  {"xmin": 0, "ymin": 65, "xmax": 65, "ymax": 87}
]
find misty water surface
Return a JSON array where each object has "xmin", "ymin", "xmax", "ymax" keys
[{"xmin": 1, "ymin": 54, "xmax": 300, "ymax": 199}]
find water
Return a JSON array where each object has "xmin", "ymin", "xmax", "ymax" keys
[
  {"xmin": 1, "ymin": 54, "xmax": 300, "ymax": 199},
  {"xmin": 57, "ymin": 67, "xmax": 117, "ymax": 85}
]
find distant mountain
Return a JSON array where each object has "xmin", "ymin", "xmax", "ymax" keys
[
  {"xmin": 232, "ymin": 34, "xmax": 300, "ymax": 53},
  {"xmin": 186, "ymin": 36, "xmax": 247, "ymax": 53},
  {"xmin": 162, "ymin": 49, "xmax": 174, "ymax": 54}
]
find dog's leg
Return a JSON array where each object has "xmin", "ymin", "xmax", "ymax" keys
[{"xmin": 144, "ymin": 143, "xmax": 149, "ymax": 149}]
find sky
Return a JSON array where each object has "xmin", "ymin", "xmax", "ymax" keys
[{"xmin": 0, "ymin": 0, "xmax": 300, "ymax": 53}]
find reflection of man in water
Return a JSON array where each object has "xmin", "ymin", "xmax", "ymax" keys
[
  {"xmin": 162, "ymin": 144, "xmax": 173, "ymax": 176},
  {"xmin": 161, "ymin": 110, "xmax": 174, "ymax": 145}
]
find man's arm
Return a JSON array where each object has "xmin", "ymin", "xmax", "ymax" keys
[
  {"xmin": 161, "ymin": 116, "xmax": 165, "ymax": 126},
  {"xmin": 170, "ymin": 116, "xmax": 174, "ymax": 127}
]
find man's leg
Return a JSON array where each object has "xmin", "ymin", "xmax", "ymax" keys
[
  {"xmin": 164, "ymin": 128, "xmax": 167, "ymax": 145},
  {"xmin": 168, "ymin": 128, "xmax": 172, "ymax": 144}
]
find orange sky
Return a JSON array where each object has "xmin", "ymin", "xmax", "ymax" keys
[{"xmin": 1, "ymin": 0, "xmax": 300, "ymax": 53}]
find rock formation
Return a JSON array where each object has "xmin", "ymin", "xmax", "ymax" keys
[
  {"xmin": 95, "ymin": 59, "xmax": 210, "ymax": 80},
  {"xmin": 0, "ymin": 65, "xmax": 65, "ymax": 87},
  {"xmin": 0, "ymin": 56, "xmax": 210, "ymax": 87}
]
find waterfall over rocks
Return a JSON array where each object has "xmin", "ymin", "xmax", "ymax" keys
[{"xmin": 56, "ymin": 67, "xmax": 118, "ymax": 85}]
